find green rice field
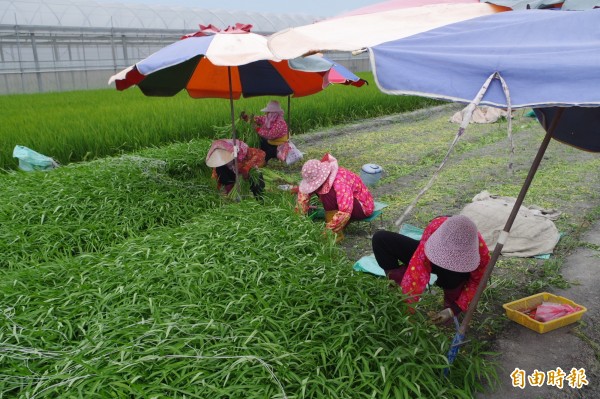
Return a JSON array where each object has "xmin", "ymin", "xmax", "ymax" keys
[{"xmin": 0, "ymin": 72, "xmax": 437, "ymax": 171}]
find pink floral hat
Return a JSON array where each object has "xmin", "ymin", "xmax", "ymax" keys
[
  {"xmin": 424, "ymin": 215, "xmax": 480, "ymax": 273},
  {"xmin": 299, "ymin": 159, "xmax": 332, "ymax": 194}
]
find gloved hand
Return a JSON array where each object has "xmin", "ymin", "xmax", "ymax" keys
[{"xmin": 429, "ymin": 308, "xmax": 454, "ymax": 325}]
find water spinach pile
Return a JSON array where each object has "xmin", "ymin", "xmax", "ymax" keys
[{"xmin": 0, "ymin": 139, "xmax": 496, "ymax": 398}]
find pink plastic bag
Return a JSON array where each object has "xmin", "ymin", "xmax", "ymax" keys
[
  {"xmin": 534, "ymin": 301, "xmax": 579, "ymax": 322},
  {"xmin": 277, "ymin": 141, "xmax": 303, "ymax": 165}
]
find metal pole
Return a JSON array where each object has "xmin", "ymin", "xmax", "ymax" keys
[
  {"xmin": 52, "ymin": 35, "xmax": 62, "ymax": 91},
  {"xmin": 228, "ymin": 66, "xmax": 241, "ymax": 200},
  {"xmin": 14, "ymin": 18, "xmax": 25, "ymax": 93},
  {"xmin": 30, "ymin": 32, "xmax": 43, "ymax": 92},
  {"xmin": 287, "ymin": 95, "xmax": 291, "ymax": 136},
  {"xmin": 121, "ymin": 34, "xmax": 129, "ymax": 67},
  {"xmin": 110, "ymin": 18, "xmax": 117, "ymax": 74},
  {"xmin": 81, "ymin": 33, "xmax": 89, "ymax": 89},
  {"xmin": 458, "ymin": 107, "xmax": 565, "ymax": 336}
]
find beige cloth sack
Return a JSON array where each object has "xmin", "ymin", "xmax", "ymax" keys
[
  {"xmin": 450, "ymin": 105, "xmax": 510, "ymax": 124},
  {"xmin": 460, "ymin": 191, "xmax": 561, "ymax": 258}
]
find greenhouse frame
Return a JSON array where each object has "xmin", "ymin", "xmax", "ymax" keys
[{"xmin": 0, "ymin": 0, "xmax": 368, "ymax": 94}]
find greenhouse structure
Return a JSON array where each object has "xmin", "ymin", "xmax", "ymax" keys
[{"xmin": 0, "ymin": 0, "xmax": 369, "ymax": 95}]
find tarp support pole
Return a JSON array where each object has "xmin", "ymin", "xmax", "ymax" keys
[
  {"xmin": 458, "ymin": 107, "xmax": 565, "ymax": 336},
  {"xmin": 394, "ymin": 72, "xmax": 496, "ymax": 227},
  {"xmin": 496, "ymin": 73, "xmax": 515, "ymax": 172}
]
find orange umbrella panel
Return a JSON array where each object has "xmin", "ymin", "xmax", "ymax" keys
[
  {"xmin": 187, "ymin": 58, "xmax": 330, "ymax": 99},
  {"xmin": 187, "ymin": 58, "xmax": 244, "ymax": 99},
  {"xmin": 132, "ymin": 56, "xmax": 342, "ymax": 99}
]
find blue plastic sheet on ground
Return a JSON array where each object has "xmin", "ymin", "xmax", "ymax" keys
[
  {"xmin": 353, "ymin": 223, "xmax": 423, "ymax": 277},
  {"xmin": 353, "ymin": 254, "xmax": 386, "ymax": 277}
]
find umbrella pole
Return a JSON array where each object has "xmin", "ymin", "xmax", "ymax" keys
[
  {"xmin": 228, "ymin": 66, "xmax": 241, "ymax": 201},
  {"xmin": 447, "ymin": 107, "xmax": 565, "ymax": 371},
  {"xmin": 287, "ymin": 95, "xmax": 291, "ymax": 135}
]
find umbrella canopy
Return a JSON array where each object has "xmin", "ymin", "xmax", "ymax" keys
[
  {"xmin": 534, "ymin": 107, "xmax": 600, "ymax": 152},
  {"xmin": 109, "ymin": 23, "xmax": 366, "ymax": 99},
  {"xmin": 267, "ymin": 1, "xmax": 508, "ymax": 59},
  {"xmin": 370, "ymin": 9, "xmax": 600, "ymax": 108},
  {"xmin": 482, "ymin": 0, "xmax": 600, "ymax": 10}
]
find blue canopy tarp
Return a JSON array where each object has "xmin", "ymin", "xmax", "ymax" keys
[
  {"xmin": 370, "ymin": 9, "xmax": 600, "ymax": 151},
  {"xmin": 370, "ymin": 9, "xmax": 600, "ymax": 109}
]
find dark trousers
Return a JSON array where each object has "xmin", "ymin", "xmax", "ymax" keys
[
  {"xmin": 318, "ymin": 187, "xmax": 369, "ymax": 220},
  {"xmin": 259, "ymin": 138, "xmax": 278, "ymax": 163},
  {"xmin": 371, "ymin": 230, "xmax": 464, "ymax": 314},
  {"xmin": 372, "ymin": 230, "xmax": 419, "ymax": 270},
  {"xmin": 215, "ymin": 165, "xmax": 264, "ymax": 199}
]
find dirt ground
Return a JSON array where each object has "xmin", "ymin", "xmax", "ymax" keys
[{"xmin": 288, "ymin": 103, "xmax": 600, "ymax": 398}]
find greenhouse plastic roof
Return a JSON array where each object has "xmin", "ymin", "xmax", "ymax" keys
[{"xmin": 0, "ymin": 0, "xmax": 319, "ymax": 32}]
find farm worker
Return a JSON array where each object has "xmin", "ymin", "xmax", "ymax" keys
[
  {"xmin": 205, "ymin": 139, "xmax": 266, "ymax": 198},
  {"xmin": 296, "ymin": 153, "xmax": 374, "ymax": 242},
  {"xmin": 371, "ymin": 215, "xmax": 490, "ymax": 324},
  {"xmin": 240, "ymin": 100, "xmax": 290, "ymax": 164}
]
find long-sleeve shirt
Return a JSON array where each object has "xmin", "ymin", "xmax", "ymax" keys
[
  {"xmin": 212, "ymin": 147, "xmax": 266, "ymax": 189},
  {"xmin": 297, "ymin": 167, "xmax": 374, "ymax": 232},
  {"xmin": 253, "ymin": 115, "xmax": 288, "ymax": 142},
  {"xmin": 400, "ymin": 216, "xmax": 490, "ymax": 312}
]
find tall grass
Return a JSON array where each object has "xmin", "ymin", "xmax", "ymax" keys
[{"xmin": 0, "ymin": 73, "xmax": 437, "ymax": 170}]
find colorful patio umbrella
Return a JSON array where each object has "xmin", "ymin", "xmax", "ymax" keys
[
  {"xmin": 267, "ymin": 1, "xmax": 508, "ymax": 59},
  {"xmin": 110, "ymin": 23, "xmax": 365, "ymax": 98},
  {"xmin": 109, "ymin": 23, "xmax": 366, "ymax": 190},
  {"xmin": 368, "ymin": 8, "xmax": 600, "ymax": 370}
]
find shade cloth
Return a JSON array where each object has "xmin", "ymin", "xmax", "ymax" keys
[{"xmin": 370, "ymin": 9, "xmax": 600, "ymax": 108}]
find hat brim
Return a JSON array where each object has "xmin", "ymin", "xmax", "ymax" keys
[
  {"xmin": 206, "ymin": 148, "xmax": 234, "ymax": 168},
  {"xmin": 424, "ymin": 240, "xmax": 480, "ymax": 273},
  {"xmin": 298, "ymin": 163, "xmax": 331, "ymax": 194}
]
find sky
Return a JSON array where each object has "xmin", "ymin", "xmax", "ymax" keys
[{"xmin": 101, "ymin": 0, "xmax": 385, "ymax": 17}]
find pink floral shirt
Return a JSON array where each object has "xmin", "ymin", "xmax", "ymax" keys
[
  {"xmin": 253, "ymin": 115, "xmax": 288, "ymax": 140},
  {"xmin": 297, "ymin": 167, "xmax": 374, "ymax": 232},
  {"xmin": 400, "ymin": 216, "xmax": 490, "ymax": 312}
]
